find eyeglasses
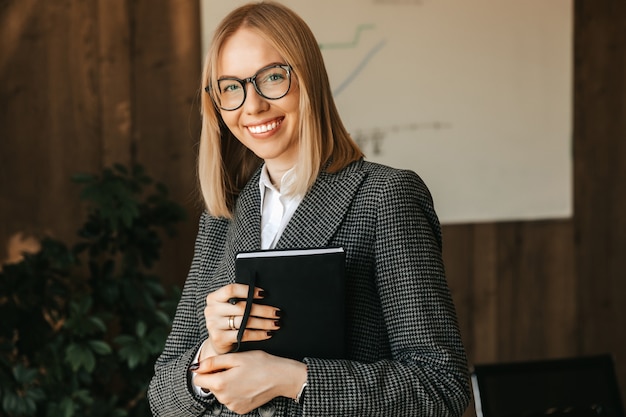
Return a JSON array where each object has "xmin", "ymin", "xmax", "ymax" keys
[{"xmin": 205, "ymin": 64, "xmax": 292, "ymax": 111}]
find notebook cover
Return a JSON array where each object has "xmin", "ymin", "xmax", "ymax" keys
[{"xmin": 234, "ymin": 247, "xmax": 346, "ymax": 360}]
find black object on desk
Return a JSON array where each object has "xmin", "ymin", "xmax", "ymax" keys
[{"xmin": 472, "ymin": 354, "xmax": 625, "ymax": 417}]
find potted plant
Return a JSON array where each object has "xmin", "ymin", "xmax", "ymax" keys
[{"xmin": 0, "ymin": 164, "xmax": 186, "ymax": 417}]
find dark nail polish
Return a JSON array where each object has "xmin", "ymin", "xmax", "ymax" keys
[
  {"xmin": 275, "ymin": 310, "xmax": 283, "ymax": 317},
  {"xmin": 188, "ymin": 362, "xmax": 200, "ymax": 371},
  {"xmin": 258, "ymin": 290, "xmax": 267, "ymax": 297},
  {"xmin": 274, "ymin": 320, "xmax": 281, "ymax": 327},
  {"xmin": 267, "ymin": 331, "xmax": 275, "ymax": 336}
]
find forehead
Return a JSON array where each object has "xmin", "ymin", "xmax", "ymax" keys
[{"xmin": 217, "ymin": 28, "xmax": 283, "ymax": 77}]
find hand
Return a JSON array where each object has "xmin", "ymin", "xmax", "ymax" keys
[
  {"xmin": 202, "ymin": 284, "xmax": 282, "ymax": 356},
  {"xmin": 191, "ymin": 350, "xmax": 307, "ymax": 415}
]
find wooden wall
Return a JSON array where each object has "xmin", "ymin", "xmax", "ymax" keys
[
  {"xmin": 0, "ymin": 0, "xmax": 203, "ymax": 285},
  {"xmin": 574, "ymin": 0, "xmax": 626, "ymax": 400},
  {"xmin": 1, "ymin": 0, "xmax": 625, "ymax": 408}
]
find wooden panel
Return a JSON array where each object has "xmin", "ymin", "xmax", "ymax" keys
[
  {"xmin": 471, "ymin": 223, "xmax": 499, "ymax": 363},
  {"xmin": 0, "ymin": 0, "xmax": 102, "ymax": 251},
  {"xmin": 441, "ymin": 224, "xmax": 476, "ymax": 358},
  {"xmin": 574, "ymin": 0, "xmax": 626, "ymax": 401},
  {"xmin": 130, "ymin": 0, "xmax": 203, "ymax": 286},
  {"xmin": 444, "ymin": 221, "xmax": 577, "ymax": 367},
  {"xmin": 0, "ymin": 0, "xmax": 202, "ymax": 285},
  {"xmin": 515, "ymin": 221, "xmax": 577, "ymax": 359},
  {"xmin": 98, "ymin": 0, "xmax": 133, "ymax": 167}
]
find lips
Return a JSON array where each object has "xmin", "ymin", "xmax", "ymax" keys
[{"xmin": 247, "ymin": 118, "xmax": 283, "ymax": 134}]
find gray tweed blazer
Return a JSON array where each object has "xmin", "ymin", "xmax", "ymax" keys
[{"xmin": 148, "ymin": 159, "xmax": 470, "ymax": 417}]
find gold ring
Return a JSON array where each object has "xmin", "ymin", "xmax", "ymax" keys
[{"xmin": 228, "ymin": 316, "xmax": 236, "ymax": 330}]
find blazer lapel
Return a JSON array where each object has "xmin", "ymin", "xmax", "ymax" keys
[
  {"xmin": 276, "ymin": 162, "xmax": 365, "ymax": 249},
  {"xmin": 231, "ymin": 173, "xmax": 263, "ymax": 253},
  {"xmin": 210, "ymin": 172, "xmax": 263, "ymax": 285}
]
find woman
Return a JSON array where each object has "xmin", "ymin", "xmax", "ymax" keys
[{"xmin": 148, "ymin": 2, "xmax": 470, "ymax": 416}]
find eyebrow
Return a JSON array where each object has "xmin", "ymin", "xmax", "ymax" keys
[{"xmin": 217, "ymin": 62, "xmax": 287, "ymax": 80}]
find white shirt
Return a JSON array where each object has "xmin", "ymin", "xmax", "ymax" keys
[
  {"xmin": 259, "ymin": 164, "xmax": 303, "ymax": 249},
  {"xmin": 192, "ymin": 164, "xmax": 303, "ymax": 395}
]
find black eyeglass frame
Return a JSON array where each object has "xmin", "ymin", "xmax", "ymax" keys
[{"xmin": 204, "ymin": 64, "xmax": 292, "ymax": 111}]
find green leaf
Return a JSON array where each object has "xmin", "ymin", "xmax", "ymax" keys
[
  {"xmin": 113, "ymin": 163, "xmax": 128, "ymax": 175},
  {"xmin": 73, "ymin": 389, "xmax": 93, "ymax": 406},
  {"xmin": 118, "ymin": 344, "xmax": 141, "ymax": 369},
  {"xmin": 59, "ymin": 397, "xmax": 75, "ymax": 417},
  {"xmin": 1, "ymin": 387, "xmax": 42, "ymax": 416},
  {"xmin": 115, "ymin": 333, "xmax": 151, "ymax": 369},
  {"xmin": 154, "ymin": 310, "xmax": 172, "ymax": 326},
  {"xmin": 111, "ymin": 409, "xmax": 129, "ymax": 417},
  {"xmin": 135, "ymin": 321, "xmax": 147, "ymax": 338},
  {"xmin": 65, "ymin": 343, "xmax": 96, "ymax": 373},
  {"xmin": 143, "ymin": 279, "xmax": 166, "ymax": 297},
  {"xmin": 88, "ymin": 340, "xmax": 112, "ymax": 355},
  {"xmin": 121, "ymin": 210, "xmax": 134, "ymax": 228},
  {"xmin": 28, "ymin": 387, "xmax": 46, "ymax": 402},
  {"xmin": 64, "ymin": 303, "xmax": 107, "ymax": 337},
  {"xmin": 88, "ymin": 316, "xmax": 107, "ymax": 333},
  {"xmin": 13, "ymin": 364, "xmax": 39, "ymax": 384},
  {"xmin": 23, "ymin": 397, "xmax": 37, "ymax": 415},
  {"xmin": 2, "ymin": 394, "xmax": 17, "ymax": 415},
  {"xmin": 114, "ymin": 335, "xmax": 135, "ymax": 345}
]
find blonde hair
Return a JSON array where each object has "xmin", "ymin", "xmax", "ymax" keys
[{"xmin": 199, "ymin": 1, "xmax": 363, "ymax": 218}]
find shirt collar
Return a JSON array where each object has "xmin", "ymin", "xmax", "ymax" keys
[
  {"xmin": 259, "ymin": 164, "xmax": 298, "ymax": 209},
  {"xmin": 259, "ymin": 164, "xmax": 297, "ymax": 195}
]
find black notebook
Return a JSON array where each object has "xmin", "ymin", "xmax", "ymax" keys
[{"xmin": 233, "ymin": 247, "xmax": 346, "ymax": 361}]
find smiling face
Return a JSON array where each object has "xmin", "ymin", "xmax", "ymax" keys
[{"xmin": 217, "ymin": 27, "xmax": 300, "ymax": 180}]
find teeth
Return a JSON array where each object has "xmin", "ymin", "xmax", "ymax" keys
[{"xmin": 248, "ymin": 120, "xmax": 280, "ymax": 134}]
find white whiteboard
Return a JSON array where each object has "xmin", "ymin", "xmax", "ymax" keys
[{"xmin": 200, "ymin": 0, "xmax": 573, "ymax": 224}]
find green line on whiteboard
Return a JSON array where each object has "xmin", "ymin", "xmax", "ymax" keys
[{"xmin": 319, "ymin": 24, "xmax": 376, "ymax": 50}]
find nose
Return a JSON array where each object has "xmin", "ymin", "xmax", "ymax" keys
[{"xmin": 242, "ymin": 82, "xmax": 268, "ymax": 114}]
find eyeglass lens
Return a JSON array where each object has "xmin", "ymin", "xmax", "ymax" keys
[{"xmin": 217, "ymin": 65, "xmax": 290, "ymax": 111}]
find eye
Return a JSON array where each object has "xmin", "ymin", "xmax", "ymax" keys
[
  {"xmin": 261, "ymin": 71, "xmax": 285, "ymax": 84},
  {"xmin": 257, "ymin": 69, "xmax": 287, "ymax": 89},
  {"xmin": 219, "ymin": 79, "xmax": 242, "ymax": 95},
  {"xmin": 266, "ymin": 72, "xmax": 285, "ymax": 82}
]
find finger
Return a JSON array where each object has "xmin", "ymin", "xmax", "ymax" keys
[
  {"xmin": 230, "ymin": 328, "xmax": 275, "ymax": 344},
  {"xmin": 212, "ymin": 283, "xmax": 266, "ymax": 304},
  {"xmin": 221, "ymin": 306, "xmax": 281, "ymax": 330},
  {"xmin": 229, "ymin": 315, "xmax": 281, "ymax": 331},
  {"xmin": 190, "ymin": 353, "xmax": 233, "ymax": 374},
  {"xmin": 219, "ymin": 299, "xmax": 282, "ymax": 322},
  {"xmin": 248, "ymin": 303, "xmax": 283, "ymax": 320},
  {"xmin": 226, "ymin": 315, "xmax": 237, "ymax": 331},
  {"xmin": 212, "ymin": 321, "xmax": 276, "ymax": 348}
]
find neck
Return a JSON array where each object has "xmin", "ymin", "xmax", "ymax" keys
[{"xmin": 266, "ymin": 164, "xmax": 292, "ymax": 191}]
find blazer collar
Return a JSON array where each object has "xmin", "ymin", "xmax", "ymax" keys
[
  {"xmin": 277, "ymin": 160, "xmax": 365, "ymax": 249},
  {"xmin": 230, "ymin": 174, "xmax": 263, "ymax": 254},
  {"xmin": 232, "ymin": 159, "xmax": 365, "ymax": 252}
]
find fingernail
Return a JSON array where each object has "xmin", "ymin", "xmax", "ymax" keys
[
  {"xmin": 188, "ymin": 362, "xmax": 200, "ymax": 371},
  {"xmin": 258, "ymin": 290, "xmax": 267, "ymax": 297},
  {"xmin": 267, "ymin": 331, "xmax": 275, "ymax": 336},
  {"xmin": 275, "ymin": 310, "xmax": 283, "ymax": 317},
  {"xmin": 274, "ymin": 320, "xmax": 281, "ymax": 327}
]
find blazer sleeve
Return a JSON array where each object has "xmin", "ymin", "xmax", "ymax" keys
[
  {"xmin": 147, "ymin": 212, "xmax": 222, "ymax": 416},
  {"xmin": 302, "ymin": 169, "xmax": 471, "ymax": 417}
]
